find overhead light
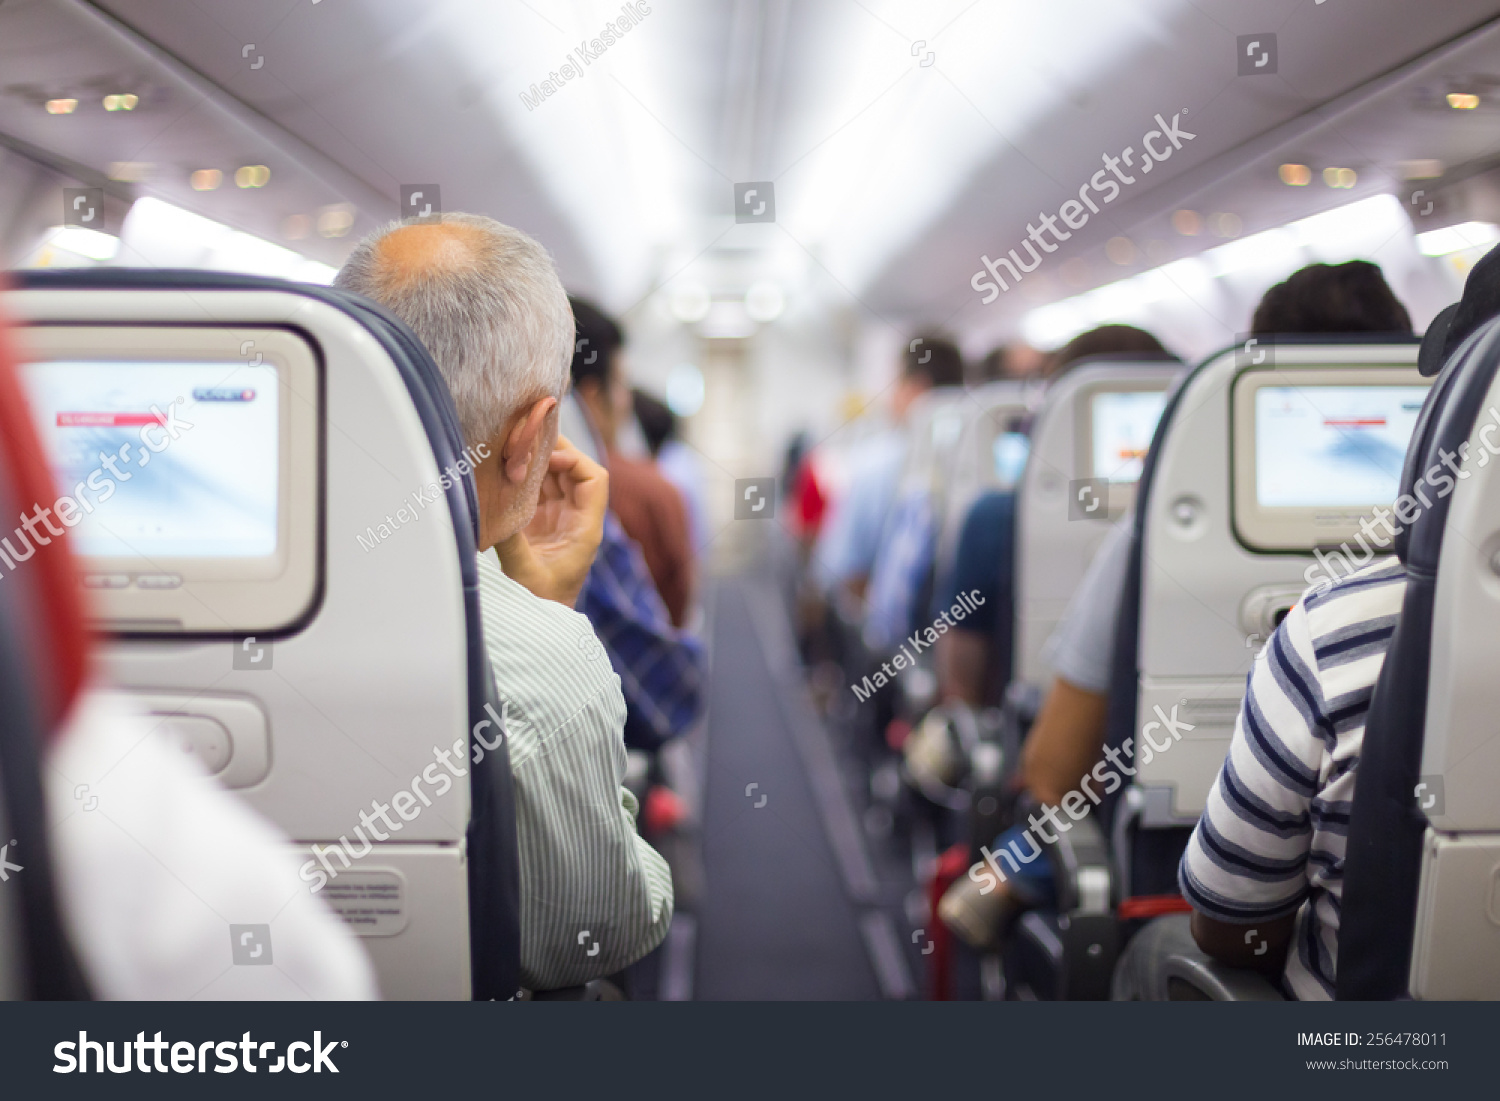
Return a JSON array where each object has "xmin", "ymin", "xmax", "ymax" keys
[
  {"xmin": 1279, "ymin": 163, "xmax": 1311, "ymax": 186},
  {"xmin": 698, "ymin": 298, "xmax": 757, "ymax": 340},
  {"xmin": 1211, "ymin": 213, "xmax": 1243, "ymax": 238},
  {"xmin": 234, "ymin": 165, "xmax": 271, "ymax": 188},
  {"xmin": 1415, "ymin": 221, "xmax": 1500, "ymax": 257},
  {"xmin": 190, "ymin": 169, "xmax": 222, "ymax": 191},
  {"xmin": 1399, "ymin": 159, "xmax": 1445, "ymax": 180},
  {"xmin": 106, "ymin": 161, "xmax": 152, "ymax": 182},
  {"xmin": 744, "ymin": 280, "xmax": 784, "ymax": 322},
  {"xmin": 316, "ymin": 202, "xmax": 355, "ymax": 238},
  {"xmin": 116, "ymin": 197, "xmax": 335, "ymax": 282},
  {"xmin": 1208, "ymin": 227, "xmax": 1296, "ymax": 276},
  {"xmin": 1447, "ymin": 92, "xmax": 1480, "ymax": 110},
  {"xmin": 102, "ymin": 94, "xmax": 138, "ymax": 111},
  {"xmin": 664, "ymin": 363, "xmax": 705, "ymax": 417},
  {"xmin": 46, "ymin": 225, "xmax": 120, "ymax": 261},
  {"xmin": 1171, "ymin": 209, "xmax": 1201, "ymax": 236},
  {"xmin": 1323, "ymin": 166, "xmax": 1357, "ymax": 189},
  {"xmin": 45, "ymin": 98, "xmax": 78, "ymax": 115},
  {"xmin": 1022, "ymin": 195, "xmax": 1410, "ymax": 349},
  {"xmin": 668, "ymin": 282, "xmax": 711, "ymax": 323},
  {"xmin": 1105, "ymin": 237, "xmax": 1137, "ymax": 264},
  {"xmin": 282, "ymin": 214, "xmax": 311, "ymax": 240}
]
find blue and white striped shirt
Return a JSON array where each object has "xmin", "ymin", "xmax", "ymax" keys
[{"xmin": 1179, "ymin": 557, "xmax": 1407, "ymax": 1000}]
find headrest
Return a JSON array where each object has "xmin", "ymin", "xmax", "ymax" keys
[
  {"xmin": 0, "ymin": 286, "xmax": 89, "ymax": 738},
  {"xmin": 1418, "ymin": 241, "xmax": 1500, "ymax": 377}
]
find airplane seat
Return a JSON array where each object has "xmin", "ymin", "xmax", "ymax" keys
[
  {"xmin": 931, "ymin": 380, "xmax": 1041, "ymax": 586},
  {"xmin": 6, "ymin": 269, "xmax": 521, "ymax": 1000},
  {"xmin": 0, "ymin": 311, "xmax": 93, "ymax": 999},
  {"xmin": 1107, "ymin": 337, "xmax": 1423, "ymax": 888},
  {"xmin": 1012, "ymin": 358, "xmax": 1182, "ymax": 691},
  {"xmin": 1011, "ymin": 337, "xmax": 1424, "ymax": 999},
  {"xmin": 1339, "ymin": 314, "xmax": 1500, "ymax": 1000}
]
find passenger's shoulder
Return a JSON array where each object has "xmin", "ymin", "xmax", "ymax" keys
[
  {"xmin": 1300, "ymin": 557, "xmax": 1408, "ymax": 625},
  {"xmin": 474, "ymin": 550, "xmax": 622, "ymax": 743}
]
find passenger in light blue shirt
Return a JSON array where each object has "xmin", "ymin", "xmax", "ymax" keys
[{"xmin": 812, "ymin": 333, "xmax": 964, "ymax": 602}]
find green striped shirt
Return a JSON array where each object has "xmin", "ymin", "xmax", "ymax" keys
[{"xmin": 475, "ymin": 547, "xmax": 674, "ymax": 990}]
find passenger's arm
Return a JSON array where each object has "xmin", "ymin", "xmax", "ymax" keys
[
  {"xmin": 936, "ymin": 628, "xmax": 989, "ymax": 707},
  {"xmin": 49, "ymin": 692, "xmax": 378, "ymax": 1000},
  {"xmin": 509, "ymin": 684, "xmax": 673, "ymax": 990},
  {"xmin": 1179, "ymin": 602, "xmax": 1325, "ymax": 979},
  {"xmin": 1190, "ymin": 911, "xmax": 1296, "ymax": 976},
  {"xmin": 1021, "ymin": 676, "xmax": 1109, "ymax": 806}
]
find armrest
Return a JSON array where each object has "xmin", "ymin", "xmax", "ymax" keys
[
  {"xmin": 1111, "ymin": 914, "xmax": 1286, "ymax": 1001},
  {"xmin": 1004, "ymin": 814, "xmax": 1118, "ymax": 999},
  {"xmin": 1161, "ymin": 955, "xmax": 1287, "ymax": 1002},
  {"xmin": 1046, "ymin": 814, "xmax": 1111, "ymax": 915}
]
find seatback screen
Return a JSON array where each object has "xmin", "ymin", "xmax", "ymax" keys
[
  {"xmin": 1254, "ymin": 385, "xmax": 1426, "ymax": 507},
  {"xmin": 1091, "ymin": 390, "xmax": 1166, "ymax": 483},
  {"xmin": 993, "ymin": 431, "xmax": 1030, "ymax": 485},
  {"xmin": 23, "ymin": 361, "xmax": 280, "ymax": 558}
]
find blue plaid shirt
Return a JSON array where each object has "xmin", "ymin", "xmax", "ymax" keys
[{"xmin": 578, "ymin": 512, "xmax": 704, "ymax": 751}]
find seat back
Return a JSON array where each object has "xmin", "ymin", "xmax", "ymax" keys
[
  {"xmin": 933, "ymin": 380, "xmax": 1042, "ymax": 581},
  {"xmin": 7, "ymin": 270, "xmax": 520, "ymax": 1000},
  {"xmin": 1339, "ymin": 316, "xmax": 1500, "ymax": 999},
  {"xmin": 1108, "ymin": 338, "xmax": 1425, "ymax": 896},
  {"xmin": 1013, "ymin": 360, "xmax": 1182, "ymax": 687}
]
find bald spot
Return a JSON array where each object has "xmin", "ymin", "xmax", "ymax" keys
[{"xmin": 369, "ymin": 221, "xmax": 489, "ymax": 289}]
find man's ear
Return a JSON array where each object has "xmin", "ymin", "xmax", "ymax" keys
[{"xmin": 502, "ymin": 396, "xmax": 558, "ymax": 483}]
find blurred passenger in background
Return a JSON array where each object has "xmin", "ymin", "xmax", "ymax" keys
[
  {"xmin": 633, "ymin": 387, "xmax": 710, "ymax": 562},
  {"xmin": 812, "ymin": 332, "xmax": 964, "ymax": 605},
  {"xmin": 571, "ymin": 298, "xmax": 694, "ymax": 627},
  {"xmin": 972, "ymin": 343, "xmax": 1047, "ymax": 385}
]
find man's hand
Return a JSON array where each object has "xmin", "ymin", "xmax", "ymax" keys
[{"xmin": 494, "ymin": 436, "xmax": 607, "ymax": 607}]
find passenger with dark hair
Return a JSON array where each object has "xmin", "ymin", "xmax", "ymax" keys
[
  {"xmin": 569, "ymin": 298, "xmax": 694, "ymax": 627},
  {"xmin": 632, "ymin": 388, "xmax": 673, "ymax": 457},
  {"xmin": 939, "ymin": 260, "xmax": 1419, "ymax": 955},
  {"xmin": 974, "ymin": 343, "xmax": 1047, "ymax": 384},
  {"xmin": 1251, "ymin": 259, "xmax": 1413, "ymax": 335},
  {"xmin": 813, "ymin": 331, "xmax": 964, "ymax": 600},
  {"xmin": 1043, "ymin": 323, "xmax": 1168, "ymax": 378}
]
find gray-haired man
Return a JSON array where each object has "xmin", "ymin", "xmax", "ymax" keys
[{"xmin": 337, "ymin": 214, "xmax": 672, "ymax": 990}]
